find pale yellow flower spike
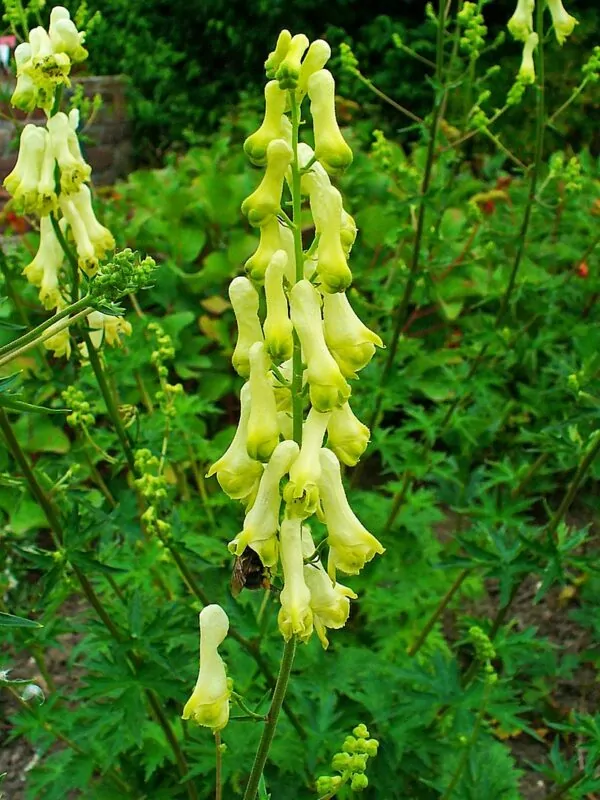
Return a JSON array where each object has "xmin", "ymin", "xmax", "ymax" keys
[
  {"xmin": 289, "ymin": 280, "xmax": 351, "ymax": 412},
  {"xmin": 229, "ymin": 277, "xmax": 264, "ymax": 377},
  {"xmin": 308, "ymin": 69, "xmax": 353, "ymax": 176},
  {"xmin": 301, "ymin": 526, "xmax": 356, "ymax": 649},
  {"xmin": 246, "ymin": 341, "xmax": 281, "ymax": 462},
  {"xmin": 284, "ymin": 407, "xmax": 331, "ymax": 518},
  {"xmin": 263, "ymin": 250, "xmax": 294, "ymax": 363},
  {"xmin": 317, "ymin": 448, "xmax": 385, "ymax": 578},
  {"xmin": 519, "ymin": 32, "xmax": 539, "ymax": 84},
  {"xmin": 183, "ymin": 605, "xmax": 231, "ymax": 732},
  {"xmin": 327, "ymin": 403, "xmax": 370, "ymax": 468},
  {"xmin": 244, "ymin": 80, "xmax": 288, "ymax": 167},
  {"xmin": 322, "ymin": 291, "xmax": 384, "ymax": 378},
  {"xmin": 241, "ymin": 138, "xmax": 293, "ymax": 227},
  {"xmin": 507, "ymin": 0, "xmax": 535, "ymax": 41},
  {"xmin": 278, "ymin": 516, "xmax": 314, "ymax": 642},
  {"xmin": 547, "ymin": 0, "xmax": 578, "ymax": 45},
  {"xmin": 207, "ymin": 382, "xmax": 263, "ymax": 502},
  {"xmin": 228, "ymin": 439, "xmax": 299, "ymax": 567}
]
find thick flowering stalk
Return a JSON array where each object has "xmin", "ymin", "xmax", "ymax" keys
[{"xmin": 2, "ymin": 7, "xmax": 127, "ymax": 358}]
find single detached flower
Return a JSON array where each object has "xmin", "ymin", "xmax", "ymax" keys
[
  {"xmin": 244, "ymin": 80, "xmax": 288, "ymax": 166},
  {"xmin": 547, "ymin": 0, "xmax": 578, "ymax": 44},
  {"xmin": 183, "ymin": 605, "xmax": 231, "ymax": 731},
  {"xmin": 208, "ymin": 383, "xmax": 264, "ymax": 502},
  {"xmin": 278, "ymin": 516, "xmax": 314, "ymax": 642},
  {"xmin": 318, "ymin": 448, "xmax": 385, "ymax": 577},
  {"xmin": 507, "ymin": 0, "xmax": 535, "ymax": 41},
  {"xmin": 263, "ymin": 250, "xmax": 294, "ymax": 362},
  {"xmin": 246, "ymin": 341, "xmax": 280, "ymax": 461},
  {"xmin": 229, "ymin": 276, "xmax": 264, "ymax": 377},
  {"xmin": 284, "ymin": 407, "xmax": 331, "ymax": 517},
  {"xmin": 241, "ymin": 138, "xmax": 293, "ymax": 226},
  {"xmin": 327, "ymin": 403, "xmax": 370, "ymax": 467},
  {"xmin": 229, "ymin": 439, "xmax": 299, "ymax": 567},
  {"xmin": 518, "ymin": 32, "xmax": 539, "ymax": 84},
  {"xmin": 308, "ymin": 69, "xmax": 353, "ymax": 175},
  {"xmin": 322, "ymin": 291, "xmax": 383, "ymax": 377}
]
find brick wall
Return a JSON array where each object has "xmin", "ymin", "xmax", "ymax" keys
[{"xmin": 0, "ymin": 74, "xmax": 131, "ymax": 188}]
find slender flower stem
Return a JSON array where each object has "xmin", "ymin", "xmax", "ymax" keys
[
  {"xmin": 408, "ymin": 568, "xmax": 470, "ymax": 657},
  {"xmin": 242, "ymin": 638, "xmax": 297, "ymax": 800},
  {"xmin": 0, "ymin": 295, "xmax": 91, "ymax": 359},
  {"xmin": 215, "ymin": 731, "xmax": 223, "ymax": 800},
  {"xmin": 0, "ymin": 306, "xmax": 91, "ymax": 368}
]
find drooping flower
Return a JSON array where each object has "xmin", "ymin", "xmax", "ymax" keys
[
  {"xmin": 244, "ymin": 216, "xmax": 282, "ymax": 282},
  {"xmin": 241, "ymin": 139, "xmax": 293, "ymax": 227},
  {"xmin": 244, "ymin": 80, "xmax": 288, "ymax": 166},
  {"xmin": 507, "ymin": 0, "xmax": 535, "ymax": 41},
  {"xmin": 289, "ymin": 280, "xmax": 350, "ymax": 412},
  {"xmin": 308, "ymin": 69, "xmax": 353, "ymax": 175},
  {"xmin": 246, "ymin": 341, "xmax": 280, "ymax": 461},
  {"xmin": 278, "ymin": 516, "xmax": 314, "ymax": 642},
  {"xmin": 3, "ymin": 125, "xmax": 48, "ymax": 215},
  {"xmin": 182, "ymin": 605, "xmax": 231, "ymax": 731},
  {"xmin": 23, "ymin": 216, "xmax": 65, "ymax": 311},
  {"xmin": 547, "ymin": 0, "xmax": 578, "ymax": 45},
  {"xmin": 229, "ymin": 439, "xmax": 299, "ymax": 567},
  {"xmin": 312, "ymin": 185, "xmax": 353, "ymax": 293},
  {"xmin": 229, "ymin": 277, "xmax": 264, "ymax": 377},
  {"xmin": 68, "ymin": 184, "xmax": 115, "ymax": 259},
  {"xmin": 284, "ymin": 407, "xmax": 331, "ymax": 518},
  {"xmin": 302, "ymin": 526, "xmax": 356, "ymax": 648},
  {"xmin": 47, "ymin": 111, "xmax": 91, "ymax": 196},
  {"xmin": 322, "ymin": 291, "xmax": 383, "ymax": 377},
  {"xmin": 317, "ymin": 448, "xmax": 385, "ymax": 577},
  {"xmin": 11, "ymin": 43, "xmax": 37, "ymax": 112},
  {"xmin": 327, "ymin": 403, "xmax": 370, "ymax": 467},
  {"xmin": 518, "ymin": 32, "xmax": 539, "ymax": 84},
  {"xmin": 48, "ymin": 6, "xmax": 88, "ymax": 62},
  {"xmin": 59, "ymin": 194, "xmax": 99, "ymax": 276},
  {"xmin": 22, "ymin": 27, "xmax": 71, "ymax": 101},
  {"xmin": 263, "ymin": 250, "xmax": 294, "ymax": 362}
]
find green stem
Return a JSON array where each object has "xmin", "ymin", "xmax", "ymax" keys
[
  {"xmin": 408, "ymin": 568, "xmax": 470, "ymax": 657},
  {"xmin": 242, "ymin": 638, "xmax": 297, "ymax": 800},
  {"xmin": 0, "ymin": 296, "xmax": 91, "ymax": 359},
  {"xmin": 0, "ymin": 306, "xmax": 91, "ymax": 368},
  {"xmin": 146, "ymin": 689, "xmax": 196, "ymax": 798},
  {"xmin": 50, "ymin": 213, "xmax": 79, "ymax": 303},
  {"xmin": 215, "ymin": 731, "xmax": 223, "ymax": 800},
  {"xmin": 547, "ymin": 79, "xmax": 588, "ymax": 128}
]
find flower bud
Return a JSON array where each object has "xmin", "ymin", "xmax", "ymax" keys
[
  {"xmin": 264, "ymin": 250, "xmax": 294, "ymax": 362},
  {"xmin": 3, "ymin": 125, "xmax": 47, "ymax": 215},
  {"xmin": 241, "ymin": 139, "xmax": 293, "ymax": 227},
  {"xmin": 302, "ymin": 527, "xmax": 356, "ymax": 648},
  {"xmin": 308, "ymin": 69, "xmax": 353, "ymax": 175},
  {"xmin": 47, "ymin": 112, "xmax": 91, "ymax": 196},
  {"xmin": 507, "ymin": 0, "xmax": 534, "ymax": 41},
  {"xmin": 246, "ymin": 342, "xmax": 280, "ymax": 461},
  {"xmin": 518, "ymin": 33, "xmax": 538, "ymax": 85},
  {"xmin": 284, "ymin": 408, "xmax": 330, "ymax": 517},
  {"xmin": 229, "ymin": 277, "xmax": 263, "ymax": 377},
  {"xmin": 244, "ymin": 81, "xmax": 288, "ymax": 166},
  {"xmin": 327, "ymin": 403, "xmax": 370, "ymax": 467},
  {"xmin": 297, "ymin": 39, "xmax": 331, "ymax": 98},
  {"xmin": 353, "ymin": 723, "xmax": 370, "ymax": 739},
  {"xmin": 182, "ymin": 605, "xmax": 231, "ymax": 731},
  {"xmin": 278, "ymin": 516, "xmax": 314, "ymax": 642},
  {"xmin": 49, "ymin": 6, "xmax": 88, "ymax": 62},
  {"xmin": 265, "ymin": 29, "xmax": 292, "ymax": 79},
  {"xmin": 229, "ymin": 439, "xmax": 299, "ymax": 567},
  {"xmin": 11, "ymin": 44, "xmax": 37, "ymax": 112},
  {"xmin": 351, "ymin": 773, "xmax": 369, "ymax": 791},
  {"xmin": 289, "ymin": 280, "xmax": 351, "ymax": 412},
  {"xmin": 207, "ymin": 383, "xmax": 264, "ymax": 501},
  {"xmin": 244, "ymin": 216, "xmax": 281, "ymax": 283},
  {"xmin": 318, "ymin": 448, "xmax": 385, "ymax": 576},
  {"xmin": 23, "ymin": 216, "xmax": 65, "ymax": 311},
  {"xmin": 276, "ymin": 33, "xmax": 309, "ymax": 89},
  {"xmin": 322, "ymin": 292, "xmax": 383, "ymax": 377},
  {"xmin": 312, "ymin": 186, "xmax": 353, "ymax": 293},
  {"xmin": 547, "ymin": 0, "xmax": 578, "ymax": 44}
]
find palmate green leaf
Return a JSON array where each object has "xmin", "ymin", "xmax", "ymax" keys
[
  {"xmin": 0, "ymin": 611, "xmax": 42, "ymax": 628},
  {"xmin": 68, "ymin": 550, "xmax": 128, "ymax": 575}
]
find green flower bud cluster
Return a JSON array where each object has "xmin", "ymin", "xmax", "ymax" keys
[
  {"xmin": 339, "ymin": 42, "xmax": 359, "ymax": 76},
  {"xmin": 134, "ymin": 449, "xmax": 171, "ymax": 537},
  {"xmin": 147, "ymin": 322, "xmax": 183, "ymax": 418},
  {"xmin": 91, "ymin": 250, "xmax": 156, "ymax": 304},
  {"xmin": 316, "ymin": 723, "xmax": 379, "ymax": 795},
  {"xmin": 506, "ymin": 77, "xmax": 527, "ymax": 107},
  {"xmin": 62, "ymin": 386, "xmax": 95, "ymax": 429},
  {"xmin": 458, "ymin": 2, "xmax": 488, "ymax": 60},
  {"xmin": 582, "ymin": 46, "xmax": 600, "ymax": 83},
  {"xmin": 563, "ymin": 156, "xmax": 583, "ymax": 194},
  {"xmin": 468, "ymin": 626, "xmax": 498, "ymax": 684}
]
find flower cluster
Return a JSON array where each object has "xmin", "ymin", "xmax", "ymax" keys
[
  {"xmin": 2, "ymin": 7, "xmax": 130, "ymax": 358},
  {"xmin": 316, "ymin": 723, "xmax": 379, "ymax": 794},
  {"xmin": 208, "ymin": 30, "xmax": 385, "ymax": 651}
]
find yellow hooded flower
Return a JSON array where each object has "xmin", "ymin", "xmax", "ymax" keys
[
  {"xmin": 207, "ymin": 382, "xmax": 264, "ymax": 502},
  {"xmin": 327, "ymin": 403, "xmax": 370, "ymax": 467},
  {"xmin": 244, "ymin": 216, "xmax": 282, "ymax": 282},
  {"xmin": 518, "ymin": 33, "xmax": 539, "ymax": 84},
  {"xmin": 302, "ymin": 527, "xmax": 356, "ymax": 648},
  {"xmin": 547, "ymin": 0, "xmax": 578, "ymax": 44},
  {"xmin": 264, "ymin": 250, "xmax": 294, "ymax": 362},
  {"xmin": 297, "ymin": 39, "xmax": 331, "ymax": 99},
  {"xmin": 182, "ymin": 605, "xmax": 231, "ymax": 731},
  {"xmin": 47, "ymin": 112, "xmax": 91, "ymax": 196},
  {"xmin": 322, "ymin": 292, "xmax": 383, "ymax": 377},
  {"xmin": 11, "ymin": 43, "xmax": 37, "ymax": 112},
  {"xmin": 283, "ymin": 407, "xmax": 331, "ymax": 517},
  {"xmin": 246, "ymin": 341, "xmax": 280, "ymax": 461},
  {"xmin": 85, "ymin": 311, "xmax": 133, "ymax": 349},
  {"xmin": 229, "ymin": 276, "xmax": 264, "ymax": 377},
  {"xmin": 69, "ymin": 185, "xmax": 115, "ymax": 259},
  {"xmin": 58, "ymin": 194, "xmax": 98, "ymax": 276},
  {"xmin": 278, "ymin": 516, "xmax": 314, "ymax": 642},
  {"xmin": 22, "ymin": 27, "xmax": 71, "ymax": 105},
  {"xmin": 244, "ymin": 80, "xmax": 288, "ymax": 166},
  {"xmin": 3, "ymin": 125, "xmax": 47, "ymax": 215},
  {"xmin": 318, "ymin": 448, "xmax": 385, "ymax": 577},
  {"xmin": 289, "ymin": 280, "xmax": 350, "ymax": 412},
  {"xmin": 49, "ymin": 6, "xmax": 88, "ymax": 62},
  {"xmin": 241, "ymin": 139, "xmax": 293, "ymax": 227},
  {"xmin": 507, "ymin": 0, "xmax": 535, "ymax": 41},
  {"xmin": 312, "ymin": 185, "xmax": 353, "ymax": 293},
  {"xmin": 229, "ymin": 439, "xmax": 299, "ymax": 567},
  {"xmin": 265, "ymin": 29, "xmax": 292, "ymax": 79},
  {"xmin": 276, "ymin": 33, "xmax": 309, "ymax": 89},
  {"xmin": 23, "ymin": 216, "xmax": 65, "ymax": 311},
  {"xmin": 308, "ymin": 69, "xmax": 353, "ymax": 175}
]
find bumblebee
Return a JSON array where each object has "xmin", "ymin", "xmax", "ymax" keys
[{"xmin": 230, "ymin": 549, "xmax": 272, "ymax": 598}]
